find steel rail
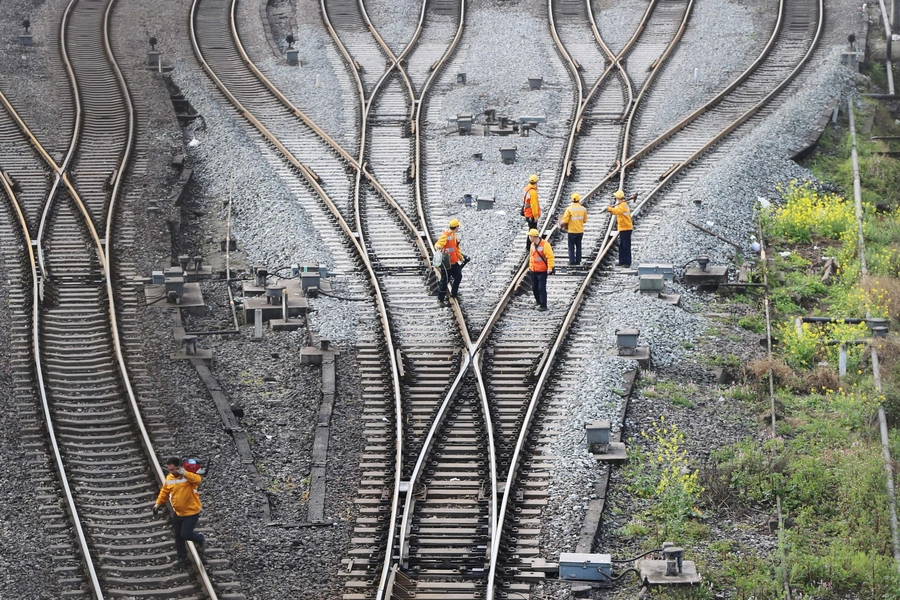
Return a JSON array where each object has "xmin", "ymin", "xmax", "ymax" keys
[
  {"xmin": 626, "ymin": 0, "xmax": 823, "ymax": 221},
  {"xmin": 486, "ymin": 0, "xmax": 821, "ymax": 595},
  {"xmin": 339, "ymin": 3, "xmax": 496, "ymax": 595},
  {"xmin": 191, "ymin": 0, "xmax": 406, "ymax": 593},
  {"xmin": 584, "ymin": 0, "xmax": 631, "ymax": 100},
  {"xmin": 412, "ymin": 0, "xmax": 466, "ymax": 257},
  {"xmin": 57, "ymin": 0, "xmax": 217, "ymax": 600},
  {"xmin": 471, "ymin": 0, "xmax": 663, "ymax": 354},
  {"xmin": 0, "ymin": 171, "xmax": 104, "ymax": 599},
  {"xmin": 485, "ymin": 228, "xmax": 620, "ymax": 600},
  {"xmin": 616, "ymin": 0, "xmax": 694, "ymax": 189},
  {"xmin": 542, "ymin": 0, "xmax": 657, "ymax": 228},
  {"xmin": 17, "ymin": 0, "xmax": 222, "ymax": 594},
  {"xmin": 100, "ymin": 1, "xmax": 216, "ymax": 587},
  {"xmin": 227, "ymin": 7, "xmax": 481, "ymax": 597},
  {"xmin": 377, "ymin": 4, "xmax": 502, "ymax": 597},
  {"xmin": 621, "ymin": 0, "xmax": 788, "ymax": 169},
  {"xmin": 228, "ymin": 0, "xmax": 428, "ymax": 261}
]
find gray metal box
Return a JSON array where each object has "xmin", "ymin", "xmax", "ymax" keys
[
  {"xmin": 476, "ymin": 196, "xmax": 495, "ymax": 211},
  {"xmin": 585, "ymin": 421, "xmax": 610, "ymax": 445},
  {"xmin": 616, "ymin": 328, "xmax": 639, "ymax": 349},
  {"xmin": 528, "ymin": 77, "xmax": 543, "ymax": 90},
  {"xmin": 151, "ymin": 271, "xmax": 165, "ymax": 285},
  {"xmin": 638, "ymin": 263, "xmax": 675, "ymax": 280},
  {"xmin": 559, "ymin": 552, "xmax": 612, "ymax": 581},
  {"xmin": 639, "ymin": 274, "xmax": 664, "ymax": 292},
  {"xmin": 500, "ymin": 147, "xmax": 517, "ymax": 163}
]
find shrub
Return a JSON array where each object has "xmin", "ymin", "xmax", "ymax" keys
[
  {"xmin": 626, "ymin": 417, "xmax": 703, "ymax": 525},
  {"xmin": 763, "ymin": 181, "xmax": 857, "ymax": 243}
]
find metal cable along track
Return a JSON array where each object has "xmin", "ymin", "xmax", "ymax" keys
[{"xmin": 0, "ymin": 0, "xmax": 222, "ymax": 596}]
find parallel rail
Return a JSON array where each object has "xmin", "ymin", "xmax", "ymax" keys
[{"xmin": 1, "ymin": 0, "xmax": 221, "ymax": 596}]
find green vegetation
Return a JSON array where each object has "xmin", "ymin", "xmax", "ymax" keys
[
  {"xmin": 698, "ymin": 106, "xmax": 900, "ymax": 597},
  {"xmin": 613, "ymin": 96, "xmax": 900, "ymax": 600}
]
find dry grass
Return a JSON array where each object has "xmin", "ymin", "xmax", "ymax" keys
[
  {"xmin": 801, "ymin": 366, "xmax": 842, "ymax": 394},
  {"xmin": 745, "ymin": 357, "xmax": 794, "ymax": 385},
  {"xmin": 861, "ymin": 274, "xmax": 900, "ymax": 322}
]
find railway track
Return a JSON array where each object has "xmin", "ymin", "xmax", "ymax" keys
[
  {"xmin": 191, "ymin": 4, "xmax": 479, "ymax": 600},
  {"xmin": 0, "ymin": 1, "xmax": 818, "ymax": 599},
  {"xmin": 0, "ymin": 0, "xmax": 229, "ymax": 596},
  {"xmin": 482, "ymin": 0, "xmax": 823, "ymax": 597}
]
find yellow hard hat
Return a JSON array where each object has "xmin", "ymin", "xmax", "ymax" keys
[
  {"xmin": 529, "ymin": 174, "xmax": 539, "ymax": 183},
  {"xmin": 528, "ymin": 228, "xmax": 540, "ymax": 237},
  {"xmin": 613, "ymin": 189, "xmax": 625, "ymax": 199},
  {"xmin": 571, "ymin": 193, "xmax": 581, "ymax": 202},
  {"xmin": 449, "ymin": 219, "xmax": 460, "ymax": 228}
]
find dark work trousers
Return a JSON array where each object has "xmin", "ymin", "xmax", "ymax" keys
[
  {"xmin": 525, "ymin": 218, "xmax": 538, "ymax": 251},
  {"xmin": 172, "ymin": 513, "xmax": 204, "ymax": 562},
  {"xmin": 567, "ymin": 232, "xmax": 583, "ymax": 265},
  {"xmin": 530, "ymin": 271, "xmax": 548, "ymax": 308},
  {"xmin": 438, "ymin": 262, "xmax": 462, "ymax": 301},
  {"xmin": 618, "ymin": 229, "xmax": 633, "ymax": 266}
]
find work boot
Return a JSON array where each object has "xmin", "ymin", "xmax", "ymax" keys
[
  {"xmin": 196, "ymin": 540, "xmax": 206, "ymax": 555},
  {"xmin": 537, "ymin": 305, "xmax": 548, "ymax": 312},
  {"xmin": 175, "ymin": 559, "xmax": 187, "ymax": 570},
  {"xmin": 437, "ymin": 298, "xmax": 447, "ymax": 306}
]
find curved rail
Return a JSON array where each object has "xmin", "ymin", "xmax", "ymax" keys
[
  {"xmin": 486, "ymin": 0, "xmax": 823, "ymax": 596},
  {"xmin": 192, "ymin": 0, "xmax": 409, "ymax": 591},
  {"xmin": 0, "ymin": 171, "xmax": 103, "ymax": 598},
  {"xmin": 2, "ymin": 0, "xmax": 221, "ymax": 595}
]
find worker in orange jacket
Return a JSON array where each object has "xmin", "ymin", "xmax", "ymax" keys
[
  {"xmin": 528, "ymin": 228, "xmax": 554, "ymax": 311},
  {"xmin": 434, "ymin": 219, "xmax": 466, "ymax": 304},
  {"xmin": 561, "ymin": 192, "xmax": 587, "ymax": 265},
  {"xmin": 522, "ymin": 174, "xmax": 540, "ymax": 251},
  {"xmin": 154, "ymin": 457, "xmax": 206, "ymax": 569},
  {"xmin": 606, "ymin": 189, "xmax": 633, "ymax": 267}
]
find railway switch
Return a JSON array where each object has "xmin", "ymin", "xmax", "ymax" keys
[
  {"xmin": 638, "ymin": 541, "xmax": 701, "ymax": 585},
  {"xmin": 476, "ymin": 193, "xmax": 495, "ymax": 211},
  {"xmin": 253, "ymin": 266, "xmax": 268, "ymax": 287},
  {"xmin": 684, "ymin": 253, "xmax": 728, "ymax": 286}
]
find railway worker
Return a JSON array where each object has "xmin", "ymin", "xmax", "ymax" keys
[
  {"xmin": 153, "ymin": 457, "xmax": 206, "ymax": 569},
  {"xmin": 561, "ymin": 192, "xmax": 587, "ymax": 265},
  {"xmin": 435, "ymin": 218, "xmax": 466, "ymax": 305},
  {"xmin": 528, "ymin": 228, "xmax": 554, "ymax": 311},
  {"xmin": 522, "ymin": 174, "xmax": 540, "ymax": 251},
  {"xmin": 606, "ymin": 190, "xmax": 633, "ymax": 267}
]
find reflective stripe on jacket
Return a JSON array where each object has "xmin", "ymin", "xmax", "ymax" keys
[
  {"xmin": 529, "ymin": 239, "xmax": 554, "ymax": 272},
  {"xmin": 562, "ymin": 204, "xmax": 587, "ymax": 234},
  {"xmin": 156, "ymin": 471, "xmax": 203, "ymax": 516},
  {"xmin": 607, "ymin": 202, "xmax": 633, "ymax": 231},
  {"xmin": 435, "ymin": 230, "xmax": 463, "ymax": 264},
  {"xmin": 523, "ymin": 184, "xmax": 540, "ymax": 219}
]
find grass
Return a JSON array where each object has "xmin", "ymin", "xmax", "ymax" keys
[{"xmin": 693, "ymin": 102, "xmax": 900, "ymax": 597}]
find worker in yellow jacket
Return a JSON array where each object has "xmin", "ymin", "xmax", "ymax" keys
[
  {"xmin": 606, "ymin": 189, "xmax": 633, "ymax": 267},
  {"xmin": 434, "ymin": 219, "xmax": 466, "ymax": 304},
  {"xmin": 528, "ymin": 228, "xmax": 554, "ymax": 311},
  {"xmin": 561, "ymin": 192, "xmax": 587, "ymax": 265},
  {"xmin": 154, "ymin": 457, "xmax": 206, "ymax": 568},
  {"xmin": 522, "ymin": 174, "xmax": 540, "ymax": 251}
]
